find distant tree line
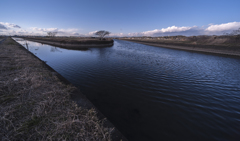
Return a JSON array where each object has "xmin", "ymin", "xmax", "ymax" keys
[
  {"xmin": 47, "ymin": 31, "xmax": 58, "ymax": 37},
  {"xmin": 224, "ymin": 28, "xmax": 240, "ymax": 35},
  {"xmin": 46, "ymin": 30, "xmax": 111, "ymax": 39}
]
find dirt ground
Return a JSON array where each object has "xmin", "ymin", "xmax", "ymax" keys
[{"xmin": 0, "ymin": 37, "xmax": 116, "ymax": 140}]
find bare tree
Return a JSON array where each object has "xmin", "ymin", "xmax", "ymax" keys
[
  {"xmin": 47, "ymin": 31, "xmax": 58, "ymax": 37},
  {"xmin": 95, "ymin": 30, "xmax": 110, "ymax": 40},
  {"xmin": 225, "ymin": 28, "xmax": 240, "ymax": 36},
  {"xmin": 47, "ymin": 32, "xmax": 51, "ymax": 37},
  {"xmin": 231, "ymin": 28, "xmax": 240, "ymax": 35}
]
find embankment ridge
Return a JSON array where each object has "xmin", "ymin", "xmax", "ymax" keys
[
  {"xmin": 0, "ymin": 37, "xmax": 126, "ymax": 140},
  {"xmin": 120, "ymin": 35, "xmax": 240, "ymax": 57},
  {"xmin": 22, "ymin": 37, "xmax": 114, "ymax": 50}
]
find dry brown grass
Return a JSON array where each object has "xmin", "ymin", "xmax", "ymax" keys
[
  {"xmin": 0, "ymin": 38, "xmax": 113, "ymax": 141},
  {"xmin": 23, "ymin": 37, "xmax": 113, "ymax": 44},
  {"xmin": 121, "ymin": 35, "xmax": 240, "ymax": 47},
  {"xmin": 120, "ymin": 36, "xmax": 240, "ymax": 57}
]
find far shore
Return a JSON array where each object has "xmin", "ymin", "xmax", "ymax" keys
[
  {"xmin": 21, "ymin": 37, "xmax": 114, "ymax": 50},
  {"xmin": 120, "ymin": 36, "xmax": 240, "ymax": 57}
]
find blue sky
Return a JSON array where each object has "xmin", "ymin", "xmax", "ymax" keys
[{"xmin": 0, "ymin": 0, "xmax": 240, "ymax": 36}]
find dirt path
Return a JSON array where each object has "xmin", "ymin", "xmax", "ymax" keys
[{"xmin": 0, "ymin": 37, "xmax": 125, "ymax": 140}]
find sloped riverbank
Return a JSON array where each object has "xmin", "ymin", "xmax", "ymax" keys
[
  {"xmin": 121, "ymin": 36, "xmax": 240, "ymax": 57},
  {"xmin": 0, "ymin": 37, "xmax": 125, "ymax": 140},
  {"xmin": 22, "ymin": 37, "xmax": 114, "ymax": 50},
  {"xmin": 11, "ymin": 38, "xmax": 240, "ymax": 140}
]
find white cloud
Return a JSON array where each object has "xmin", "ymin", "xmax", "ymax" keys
[
  {"xmin": 71, "ymin": 22, "xmax": 240, "ymax": 37},
  {"xmin": 127, "ymin": 26, "xmax": 202, "ymax": 37},
  {"xmin": 31, "ymin": 27, "xmax": 58, "ymax": 32},
  {"xmin": 0, "ymin": 22, "xmax": 23, "ymax": 35},
  {"xmin": 57, "ymin": 28, "xmax": 81, "ymax": 36},
  {"xmin": 160, "ymin": 26, "xmax": 193, "ymax": 32},
  {"xmin": 205, "ymin": 22, "xmax": 240, "ymax": 32},
  {"xmin": 0, "ymin": 23, "xmax": 7, "ymax": 30},
  {"xmin": 142, "ymin": 26, "xmax": 195, "ymax": 35},
  {"xmin": 73, "ymin": 33, "xmax": 80, "ymax": 36},
  {"xmin": 30, "ymin": 27, "xmax": 82, "ymax": 36},
  {"xmin": 126, "ymin": 22, "xmax": 240, "ymax": 37},
  {"xmin": 110, "ymin": 32, "xmax": 124, "ymax": 37},
  {"xmin": 58, "ymin": 28, "xmax": 78, "ymax": 33},
  {"xmin": 0, "ymin": 22, "xmax": 21, "ymax": 29},
  {"xmin": 86, "ymin": 30, "xmax": 98, "ymax": 36},
  {"xmin": 0, "ymin": 25, "xmax": 82, "ymax": 36},
  {"xmin": 1, "ymin": 21, "xmax": 240, "ymax": 37}
]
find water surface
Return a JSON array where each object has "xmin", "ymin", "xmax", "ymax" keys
[{"xmin": 15, "ymin": 38, "xmax": 240, "ymax": 141}]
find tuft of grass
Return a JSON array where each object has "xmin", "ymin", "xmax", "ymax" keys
[
  {"xmin": 17, "ymin": 116, "xmax": 42, "ymax": 132},
  {"xmin": 7, "ymin": 40, "xmax": 16, "ymax": 45},
  {"xmin": 0, "ymin": 95, "xmax": 16, "ymax": 104}
]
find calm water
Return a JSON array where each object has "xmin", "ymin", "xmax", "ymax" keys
[{"xmin": 15, "ymin": 38, "xmax": 240, "ymax": 141}]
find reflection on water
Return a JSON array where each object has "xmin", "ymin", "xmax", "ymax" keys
[
  {"xmin": 50, "ymin": 47, "xmax": 62, "ymax": 52},
  {"xmin": 14, "ymin": 38, "xmax": 240, "ymax": 141}
]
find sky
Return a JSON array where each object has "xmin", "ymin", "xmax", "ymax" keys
[{"xmin": 0, "ymin": 0, "xmax": 240, "ymax": 37}]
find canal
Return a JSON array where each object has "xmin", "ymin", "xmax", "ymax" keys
[{"xmin": 14, "ymin": 38, "xmax": 240, "ymax": 141}]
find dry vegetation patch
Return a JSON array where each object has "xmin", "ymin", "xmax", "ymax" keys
[
  {"xmin": 121, "ymin": 35, "xmax": 240, "ymax": 56},
  {"xmin": 122, "ymin": 35, "xmax": 240, "ymax": 47},
  {"xmin": 0, "ymin": 38, "xmax": 113, "ymax": 140},
  {"xmin": 24, "ymin": 37, "xmax": 113, "ymax": 44}
]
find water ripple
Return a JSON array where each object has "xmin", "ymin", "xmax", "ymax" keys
[{"xmin": 14, "ymin": 38, "xmax": 240, "ymax": 141}]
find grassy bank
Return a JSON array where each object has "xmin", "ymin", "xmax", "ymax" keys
[
  {"xmin": 21, "ymin": 37, "xmax": 114, "ymax": 49},
  {"xmin": 26, "ymin": 37, "xmax": 113, "ymax": 44},
  {"xmin": 120, "ymin": 35, "xmax": 240, "ymax": 57},
  {"xmin": 0, "ymin": 38, "xmax": 124, "ymax": 140}
]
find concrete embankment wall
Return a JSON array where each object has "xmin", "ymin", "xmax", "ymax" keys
[
  {"xmin": 121, "ymin": 39, "xmax": 240, "ymax": 57},
  {"xmin": 23, "ymin": 38, "xmax": 114, "ymax": 49},
  {"xmin": 0, "ymin": 37, "xmax": 126, "ymax": 140}
]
